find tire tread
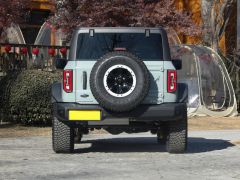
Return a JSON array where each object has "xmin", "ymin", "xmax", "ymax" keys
[
  {"xmin": 52, "ymin": 117, "xmax": 74, "ymax": 153},
  {"xmin": 166, "ymin": 111, "xmax": 188, "ymax": 154}
]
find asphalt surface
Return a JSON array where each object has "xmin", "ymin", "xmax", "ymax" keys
[{"xmin": 0, "ymin": 130, "xmax": 240, "ymax": 180}]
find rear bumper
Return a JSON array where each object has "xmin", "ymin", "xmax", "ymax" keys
[{"xmin": 53, "ymin": 103, "xmax": 187, "ymax": 125}]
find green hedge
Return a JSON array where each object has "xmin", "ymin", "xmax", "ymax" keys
[{"xmin": 0, "ymin": 70, "xmax": 61, "ymax": 125}]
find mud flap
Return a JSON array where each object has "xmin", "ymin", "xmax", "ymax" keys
[
  {"xmin": 177, "ymin": 83, "xmax": 188, "ymax": 103},
  {"xmin": 52, "ymin": 82, "xmax": 62, "ymax": 103}
]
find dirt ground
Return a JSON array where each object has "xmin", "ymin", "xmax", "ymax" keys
[
  {"xmin": 0, "ymin": 124, "xmax": 51, "ymax": 138},
  {"xmin": 0, "ymin": 116, "xmax": 240, "ymax": 139},
  {"xmin": 188, "ymin": 116, "xmax": 240, "ymax": 130}
]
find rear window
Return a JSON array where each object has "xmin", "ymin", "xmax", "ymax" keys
[{"xmin": 76, "ymin": 33, "xmax": 163, "ymax": 60}]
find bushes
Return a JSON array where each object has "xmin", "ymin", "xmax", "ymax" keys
[{"xmin": 0, "ymin": 70, "xmax": 61, "ymax": 125}]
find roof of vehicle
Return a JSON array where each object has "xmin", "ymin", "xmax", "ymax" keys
[
  {"xmin": 76, "ymin": 27, "xmax": 164, "ymax": 30},
  {"xmin": 75, "ymin": 27, "xmax": 166, "ymax": 34}
]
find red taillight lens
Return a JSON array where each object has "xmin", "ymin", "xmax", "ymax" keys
[
  {"xmin": 63, "ymin": 70, "xmax": 73, "ymax": 93},
  {"xmin": 167, "ymin": 70, "xmax": 177, "ymax": 93}
]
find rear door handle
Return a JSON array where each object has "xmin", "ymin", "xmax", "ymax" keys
[{"xmin": 83, "ymin": 71, "xmax": 87, "ymax": 90}]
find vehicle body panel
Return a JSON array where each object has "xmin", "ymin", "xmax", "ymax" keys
[{"xmin": 62, "ymin": 27, "xmax": 177, "ymax": 105}]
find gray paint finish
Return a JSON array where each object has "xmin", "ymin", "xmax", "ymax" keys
[{"xmin": 63, "ymin": 27, "xmax": 177, "ymax": 104}]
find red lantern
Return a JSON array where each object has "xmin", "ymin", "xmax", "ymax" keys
[
  {"xmin": 21, "ymin": 47, "xmax": 28, "ymax": 55},
  {"xmin": 60, "ymin": 47, "xmax": 67, "ymax": 55},
  {"xmin": 5, "ymin": 45, "xmax": 12, "ymax": 53},
  {"xmin": 32, "ymin": 48, "xmax": 39, "ymax": 55},
  {"xmin": 48, "ymin": 48, "xmax": 56, "ymax": 56}
]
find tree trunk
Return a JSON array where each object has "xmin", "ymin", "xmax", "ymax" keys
[
  {"xmin": 201, "ymin": 0, "xmax": 214, "ymax": 46},
  {"xmin": 202, "ymin": 0, "xmax": 235, "ymax": 50},
  {"xmin": 236, "ymin": 0, "xmax": 240, "ymax": 102}
]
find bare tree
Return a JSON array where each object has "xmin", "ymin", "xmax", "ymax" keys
[
  {"xmin": 201, "ymin": 0, "xmax": 235, "ymax": 51},
  {"xmin": 201, "ymin": 0, "xmax": 214, "ymax": 46},
  {"xmin": 202, "ymin": 0, "xmax": 239, "ymax": 110}
]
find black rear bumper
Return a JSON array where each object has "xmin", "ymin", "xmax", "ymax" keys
[{"xmin": 53, "ymin": 103, "xmax": 187, "ymax": 126}]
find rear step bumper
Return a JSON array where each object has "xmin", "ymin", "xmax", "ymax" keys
[{"xmin": 53, "ymin": 103, "xmax": 187, "ymax": 125}]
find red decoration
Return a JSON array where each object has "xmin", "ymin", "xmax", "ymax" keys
[
  {"xmin": 32, "ymin": 48, "xmax": 39, "ymax": 55},
  {"xmin": 21, "ymin": 47, "xmax": 28, "ymax": 55},
  {"xmin": 48, "ymin": 48, "xmax": 56, "ymax": 56},
  {"xmin": 5, "ymin": 45, "xmax": 11, "ymax": 53},
  {"xmin": 60, "ymin": 47, "xmax": 67, "ymax": 55}
]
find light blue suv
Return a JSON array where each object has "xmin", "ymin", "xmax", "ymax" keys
[{"xmin": 52, "ymin": 27, "xmax": 188, "ymax": 154}]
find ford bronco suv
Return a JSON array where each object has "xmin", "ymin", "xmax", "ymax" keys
[{"xmin": 52, "ymin": 27, "xmax": 188, "ymax": 154}]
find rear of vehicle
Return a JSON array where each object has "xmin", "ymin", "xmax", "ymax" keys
[{"xmin": 52, "ymin": 27, "xmax": 187, "ymax": 154}]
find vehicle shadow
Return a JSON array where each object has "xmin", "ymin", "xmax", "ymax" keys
[{"xmin": 74, "ymin": 137, "xmax": 235, "ymax": 154}]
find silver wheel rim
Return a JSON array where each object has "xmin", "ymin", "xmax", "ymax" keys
[{"xmin": 103, "ymin": 64, "xmax": 137, "ymax": 97}]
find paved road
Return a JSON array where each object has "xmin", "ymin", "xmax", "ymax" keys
[{"xmin": 0, "ymin": 130, "xmax": 240, "ymax": 180}]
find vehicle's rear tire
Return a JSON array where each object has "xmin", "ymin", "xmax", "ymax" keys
[
  {"xmin": 52, "ymin": 117, "xmax": 74, "ymax": 153},
  {"xmin": 74, "ymin": 128, "xmax": 83, "ymax": 143},
  {"xmin": 157, "ymin": 127, "xmax": 168, "ymax": 145},
  {"xmin": 166, "ymin": 113, "xmax": 188, "ymax": 154}
]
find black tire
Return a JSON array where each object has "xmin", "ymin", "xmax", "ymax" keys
[
  {"xmin": 157, "ymin": 127, "xmax": 168, "ymax": 145},
  {"xmin": 52, "ymin": 117, "xmax": 74, "ymax": 153},
  {"xmin": 90, "ymin": 51, "xmax": 150, "ymax": 112},
  {"xmin": 166, "ymin": 112, "xmax": 188, "ymax": 154},
  {"xmin": 74, "ymin": 128, "xmax": 83, "ymax": 143}
]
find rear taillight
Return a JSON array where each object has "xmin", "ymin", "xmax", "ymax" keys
[
  {"xmin": 63, "ymin": 70, "xmax": 73, "ymax": 93},
  {"xmin": 167, "ymin": 70, "xmax": 177, "ymax": 93}
]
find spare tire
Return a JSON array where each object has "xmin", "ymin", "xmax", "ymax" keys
[{"xmin": 90, "ymin": 51, "xmax": 150, "ymax": 112}]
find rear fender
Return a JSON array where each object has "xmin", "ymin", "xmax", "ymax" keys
[{"xmin": 177, "ymin": 83, "xmax": 188, "ymax": 103}]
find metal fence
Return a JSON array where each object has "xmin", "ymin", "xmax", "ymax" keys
[{"xmin": 0, "ymin": 43, "xmax": 69, "ymax": 76}]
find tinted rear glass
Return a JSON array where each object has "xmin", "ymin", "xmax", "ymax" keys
[{"xmin": 76, "ymin": 33, "xmax": 163, "ymax": 60}]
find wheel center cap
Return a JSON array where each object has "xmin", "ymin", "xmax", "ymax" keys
[
  {"xmin": 103, "ymin": 64, "xmax": 137, "ymax": 98},
  {"xmin": 117, "ymin": 78, "xmax": 122, "ymax": 83}
]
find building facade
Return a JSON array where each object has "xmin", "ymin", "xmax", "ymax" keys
[{"xmin": 21, "ymin": 0, "xmax": 54, "ymax": 44}]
